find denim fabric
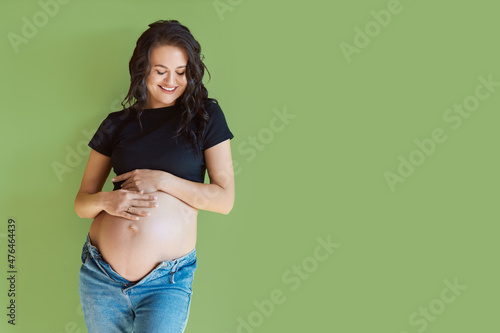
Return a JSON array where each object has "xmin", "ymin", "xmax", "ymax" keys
[{"xmin": 79, "ymin": 234, "xmax": 197, "ymax": 333}]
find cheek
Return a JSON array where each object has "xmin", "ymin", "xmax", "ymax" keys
[
  {"xmin": 177, "ymin": 78, "xmax": 188, "ymax": 91},
  {"xmin": 146, "ymin": 75, "xmax": 157, "ymax": 88}
]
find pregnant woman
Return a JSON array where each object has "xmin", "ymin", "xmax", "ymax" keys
[{"xmin": 74, "ymin": 20, "xmax": 235, "ymax": 332}]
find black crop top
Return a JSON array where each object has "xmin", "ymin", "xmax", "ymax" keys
[{"xmin": 88, "ymin": 99, "xmax": 234, "ymax": 191}]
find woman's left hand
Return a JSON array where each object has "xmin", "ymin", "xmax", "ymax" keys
[{"xmin": 112, "ymin": 169, "xmax": 168, "ymax": 193}]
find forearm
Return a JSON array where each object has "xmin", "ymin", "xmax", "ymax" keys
[
  {"xmin": 159, "ymin": 173, "xmax": 234, "ymax": 215},
  {"xmin": 74, "ymin": 191, "xmax": 106, "ymax": 220}
]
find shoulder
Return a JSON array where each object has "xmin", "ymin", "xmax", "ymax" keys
[
  {"xmin": 202, "ymin": 98, "xmax": 226, "ymax": 117},
  {"xmin": 203, "ymin": 97, "xmax": 220, "ymax": 110},
  {"xmin": 109, "ymin": 109, "xmax": 133, "ymax": 120},
  {"xmin": 100, "ymin": 109, "xmax": 134, "ymax": 124}
]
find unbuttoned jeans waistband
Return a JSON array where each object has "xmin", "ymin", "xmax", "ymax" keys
[{"xmin": 81, "ymin": 233, "xmax": 196, "ymax": 286}]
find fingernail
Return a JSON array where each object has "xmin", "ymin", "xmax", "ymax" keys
[
  {"xmin": 146, "ymin": 212, "xmax": 151, "ymax": 216},
  {"xmin": 135, "ymin": 217, "xmax": 139, "ymax": 220},
  {"xmin": 154, "ymin": 203, "xmax": 159, "ymax": 207},
  {"xmin": 154, "ymin": 196, "xmax": 158, "ymax": 200}
]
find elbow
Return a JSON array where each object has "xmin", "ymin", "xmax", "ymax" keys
[
  {"xmin": 74, "ymin": 199, "xmax": 85, "ymax": 219},
  {"xmin": 74, "ymin": 196, "xmax": 82, "ymax": 218},
  {"xmin": 74, "ymin": 207, "xmax": 96, "ymax": 220},
  {"xmin": 220, "ymin": 198, "xmax": 234, "ymax": 215},
  {"xmin": 74, "ymin": 194, "xmax": 92, "ymax": 219},
  {"xmin": 74, "ymin": 191, "xmax": 104, "ymax": 220},
  {"xmin": 75, "ymin": 208, "xmax": 87, "ymax": 219}
]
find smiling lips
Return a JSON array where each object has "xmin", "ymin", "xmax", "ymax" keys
[{"xmin": 159, "ymin": 85, "xmax": 177, "ymax": 93}]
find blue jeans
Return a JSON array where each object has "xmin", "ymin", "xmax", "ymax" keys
[{"xmin": 79, "ymin": 234, "xmax": 197, "ymax": 333}]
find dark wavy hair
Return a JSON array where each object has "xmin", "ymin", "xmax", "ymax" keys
[{"xmin": 120, "ymin": 19, "xmax": 214, "ymax": 158}]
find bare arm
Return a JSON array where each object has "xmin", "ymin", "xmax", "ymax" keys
[
  {"xmin": 74, "ymin": 149, "xmax": 111, "ymax": 219},
  {"xmin": 159, "ymin": 139, "xmax": 235, "ymax": 214},
  {"xmin": 74, "ymin": 149, "xmax": 157, "ymax": 220}
]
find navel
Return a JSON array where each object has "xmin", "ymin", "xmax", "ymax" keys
[{"xmin": 128, "ymin": 223, "xmax": 138, "ymax": 232}]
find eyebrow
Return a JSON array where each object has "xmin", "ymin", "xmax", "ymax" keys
[{"xmin": 154, "ymin": 64, "xmax": 186, "ymax": 69}]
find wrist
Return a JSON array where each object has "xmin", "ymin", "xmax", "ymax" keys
[
  {"xmin": 158, "ymin": 171, "xmax": 171, "ymax": 193},
  {"xmin": 96, "ymin": 191, "xmax": 109, "ymax": 213}
]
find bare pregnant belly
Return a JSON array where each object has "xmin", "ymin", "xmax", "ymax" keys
[{"xmin": 88, "ymin": 190, "xmax": 198, "ymax": 282}]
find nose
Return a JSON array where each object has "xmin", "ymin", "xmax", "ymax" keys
[{"xmin": 164, "ymin": 72, "xmax": 176, "ymax": 85}]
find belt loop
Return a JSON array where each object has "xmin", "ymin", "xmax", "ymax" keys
[
  {"xmin": 170, "ymin": 259, "xmax": 180, "ymax": 284},
  {"xmin": 81, "ymin": 245, "xmax": 88, "ymax": 264}
]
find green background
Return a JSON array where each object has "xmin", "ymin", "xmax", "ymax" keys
[{"xmin": 1, "ymin": 0, "xmax": 498, "ymax": 332}]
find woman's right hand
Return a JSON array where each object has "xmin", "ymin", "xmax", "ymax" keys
[{"xmin": 100, "ymin": 189, "xmax": 158, "ymax": 220}]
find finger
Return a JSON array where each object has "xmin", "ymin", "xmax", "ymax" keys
[
  {"xmin": 121, "ymin": 183, "xmax": 137, "ymax": 191},
  {"xmin": 131, "ymin": 199, "xmax": 158, "ymax": 208},
  {"xmin": 121, "ymin": 177, "xmax": 132, "ymax": 186},
  {"xmin": 134, "ymin": 193, "xmax": 158, "ymax": 201},
  {"xmin": 121, "ymin": 212, "xmax": 140, "ymax": 221},
  {"xmin": 126, "ymin": 206, "xmax": 151, "ymax": 217},
  {"xmin": 111, "ymin": 172, "xmax": 131, "ymax": 182}
]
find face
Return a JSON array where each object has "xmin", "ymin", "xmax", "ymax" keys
[{"xmin": 145, "ymin": 44, "xmax": 188, "ymax": 109}]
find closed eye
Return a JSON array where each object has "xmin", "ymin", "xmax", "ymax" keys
[{"xmin": 156, "ymin": 70, "xmax": 185, "ymax": 76}]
